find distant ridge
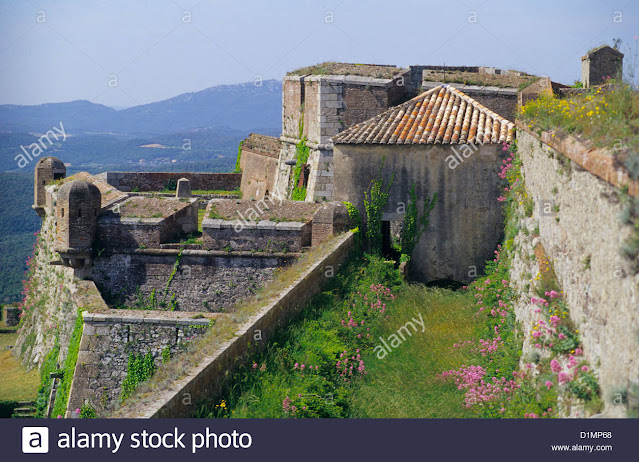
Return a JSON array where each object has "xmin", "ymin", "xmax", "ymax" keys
[{"xmin": 0, "ymin": 79, "xmax": 282, "ymax": 135}]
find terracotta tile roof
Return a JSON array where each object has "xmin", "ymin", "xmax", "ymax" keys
[{"xmin": 333, "ymin": 84, "xmax": 515, "ymax": 145}]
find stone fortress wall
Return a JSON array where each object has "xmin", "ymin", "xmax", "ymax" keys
[
  {"xmin": 511, "ymin": 127, "xmax": 639, "ymax": 417},
  {"xmin": 97, "ymin": 171, "xmax": 241, "ymax": 192},
  {"xmin": 274, "ymin": 67, "xmax": 414, "ymax": 202},
  {"xmin": 239, "ymin": 133, "xmax": 280, "ymax": 200},
  {"xmin": 92, "ymin": 250, "xmax": 291, "ymax": 312}
]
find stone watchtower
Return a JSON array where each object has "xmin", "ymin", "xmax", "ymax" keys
[
  {"xmin": 33, "ymin": 156, "xmax": 66, "ymax": 216},
  {"xmin": 273, "ymin": 63, "xmax": 415, "ymax": 202},
  {"xmin": 581, "ymin": 45, "xmax": 623, "ymax": 88},
  {"xmin": 54, "ymin": 179, "xmax": 101, "ymax": 269}
]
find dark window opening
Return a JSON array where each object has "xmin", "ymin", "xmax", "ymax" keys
[
  {"xmin": 264, "ymin": 189, "xmax": 270, "ymax": 199},
  {"xmin": 297, "ymin": 164, "xmax": 310, "ymax": 190},
  {"xmin": 61, "ymin": 208, "xmax": 64, "ymax": 217},
  {"xmin": 53, "ymin": 173, "xmax": 64, "ymax": 180},
  {"xmin": 381, "ymin": 220, "xmax": 401, "ymax": 261},
  {"xmin": 78, "ymin": 208, "xmax": 82, "ymax": 218}
]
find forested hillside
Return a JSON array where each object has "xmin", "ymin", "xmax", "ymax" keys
[{"xmin": 0, "ymin": 172, "xmax": 39, "ymax": 303}]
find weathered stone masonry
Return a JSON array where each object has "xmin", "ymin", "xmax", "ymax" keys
[
  {"xmin": 97, "ymin": 172, "xmax": 241, "ymax": 192},
  {"xmin": 67, "ymin": 309, "xmax": 211, "ymax": 416},
  {"xmin": 275, "ymin": 72, "xmax": 413, "ymax": 202},
  {"xmin": 115, "ymin": 231, "xmax": 355, "ymax": 418},
  {"xmin": 514, "ymin": 127, "xmax": 639, "ymax": 417},
  {"xmin": 92, "ymin": 250, "xmax": 292, "ymax": 312}
]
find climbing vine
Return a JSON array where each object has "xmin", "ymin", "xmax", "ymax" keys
[
  {"xmin": 291, "ymin": 137, "xmax": 310, "ymax": 201},
  {"xmin": 120, "ymin": 352, "xmax": 157, "ymax": 401},
  {"xmin": 291, "ymin": 112, "xmax": 310, "ymax": 201},
  {"xmin": 364, "ymin": 161, "xmax": 393, "ymax": 255},
  {"xmin": 400, "ymin": 183, "xmax": 438, "ymax": 262},
  {"xmin": 343, "ymin": 201, "xmax": 361, "ymax": 229},
  {"xmin": 51, "ymin": 308, "xmax": 85, "ymax": 418},
  {"xmin": 165, "ymin": 251, "xmax": 182, "ymax": 293},
  {"xmin": 234, "ymin": 140, "xmax": 244, "ymax": 173}
]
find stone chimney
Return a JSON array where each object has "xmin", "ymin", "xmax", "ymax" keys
[{"xmin": 581, "ymin": 45, "xmax": 623, "ymax": 88}]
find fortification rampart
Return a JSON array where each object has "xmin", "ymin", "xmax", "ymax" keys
[
  {"xmin": 92, "ymin": 249, "xmax": 295, "ymax": 312},
  {"xmin": 114, "ymin": 231, "xmax": 355, "ymax": 418},
  {"xmin": 513, "ymin": 126, "xmax": 639, "ymax": 416},
  {"xmin": 97, "ymin": 172, "xmax": 241, "ymax": 192},
  {"xmin": 66, "ymin": 281, "xmax": 216, "ymax": 417}
]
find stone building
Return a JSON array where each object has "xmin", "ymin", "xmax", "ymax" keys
[
  {"xmin": 273, "ymin": 63, "xmax": 416, "ymax": 202},
  {"xmin": 54, "ymin": 179, "xmax": 102, "ymax": 269},
  {"xmin": 581, "ymin": 45, "xmax": 623, "ymax": 88},
  {"xmin": 418, "ymin": 65, "xmax": 537, "ymax": 121},
  {"xmin": 239, "ymin": 133, "xmax": 281, "ymax": 200},
  {"xmin": 33, "ymin": 156, "xmax": 66, "ymax": 214},
  {"xmin": 332, "ymin": 84, "xmax": 515, "ymax": 284}
]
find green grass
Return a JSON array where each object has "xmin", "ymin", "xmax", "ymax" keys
[
  {"xmin": 50, "ymin": 309, "xmax": 84, "ymax": 417},
  {"xmin": 349, "ymin": 285, "xmax": 479, "ymax": 418},
  {"xmin": 198, "ymin": 209, "xmax": 205, "ymax": 232},
  {"xmin": 194, "ymin": 251, "xmax": 403, "ymax": 418},
  {"xmin": 0, "ymin": 333, "xmax": 40, "ymax": 401},
  {"xmin": 194, "ymin": 251, "xmax": 482, "ymax": 419}
]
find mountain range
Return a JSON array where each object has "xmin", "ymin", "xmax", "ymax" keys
[
  {"xmin": 0, "ymin": 79, "xmax": 282, "ymax": 135},
  {"xmin": 0, "ymin": 79, "xmax": 283, "ymax": 303}
]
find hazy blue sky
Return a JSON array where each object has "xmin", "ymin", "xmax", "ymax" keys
[{"xmin": 0, "ymin": 0, "xmax": 637, "ymax": 107}]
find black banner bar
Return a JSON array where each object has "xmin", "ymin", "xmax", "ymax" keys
[{"xmin": 2, "ymin": 418, "xmax": 636, "ymax": 461}]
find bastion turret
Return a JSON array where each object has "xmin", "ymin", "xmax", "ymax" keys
[
  {"xmin": 33, "ymin": 156, "xmax": 66, "ymax": 215},
  {"xmin": 54, "ymin": 179, "xmax": 101, "ymax": 268}
]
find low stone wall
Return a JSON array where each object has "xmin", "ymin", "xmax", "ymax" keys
[
  {"xmin": 92, "ymin": 250, "xmax": 295, "ymax": 312},
  {"xmin": 202, "ymin": 219, "xmax": 311, "ymax": 252},
  {"xmin": 2, "ymin": 305, "xmax": 19, "ymax": 327},
  {"xmin": 97, "ymin": 172, "xmax": 241, "ymax": 192},
  {"xmin": 65, "ymin": 281, "xmax": 216, "ymax": 416},
  {"xmin": 97, "ymin": 200, "xmax": 198, "ymax": 250},
  {"xmin": 311, "ymin": 202, "xmax": 350, "ymax": 246},
  {"xmin": 516, "ymin": 127, "xmax": 639, "ymax": 417},
  {"xmin": 115, "ymin": 231, "xmax": 355, "ymax": 418}
]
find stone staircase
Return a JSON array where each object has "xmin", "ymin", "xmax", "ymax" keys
[{"xmin": 12, "ymin": 401, "xmax": 36, "ymax": 418}]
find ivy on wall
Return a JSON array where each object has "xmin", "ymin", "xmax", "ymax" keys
[
  {"xmin": 51, "ymin": 308, "xmax": 85, "ymax": 418},
  {"xmin": 234, "ymin": 140, "xmax": 244, "ymax": 173},
  {"xmin": 400, "ymin": 184, "xmax": 438, "ymax": 262},
  {"xmin": 364, "ymin": 161, "xmax": 394, "ymax": 255},
  {"xmin": 34, "ymin": 343, "xmax": 60, "ymax": 418},
  {"xmin": 343, "ymin": 201, "xmax": 362, "ymax": 245},
  {"xmin": 120, "ymin": 352, "xmax": 157, "ymax": 401},
  {"xmin": 291, "ymin": 137, "xmax": 310, "ymax": 201},
  {"xmin": 343, "ymin": 201, "xmax": 361, "ymax": 230}
]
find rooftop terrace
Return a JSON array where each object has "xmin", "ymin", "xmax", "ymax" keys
[{"xmin": 287, "ymin": 62, "xmax": 407, "ymax": 79}]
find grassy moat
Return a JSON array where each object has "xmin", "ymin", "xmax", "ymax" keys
[{"xmin": 193, "ymin": 250, "xmax": 519, "ymax": 418}]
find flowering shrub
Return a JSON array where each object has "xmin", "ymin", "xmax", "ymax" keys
[
  {"xmin": 519, "ymin": 82, "xmax": 639, "ymax": 152},
  {"xmin": 438, "ymin": 140, "xmax": 602, "ymax": 417},
  {"xmin": 195, "ymin": 253, "xmax": 403, "ymax": 419}
]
